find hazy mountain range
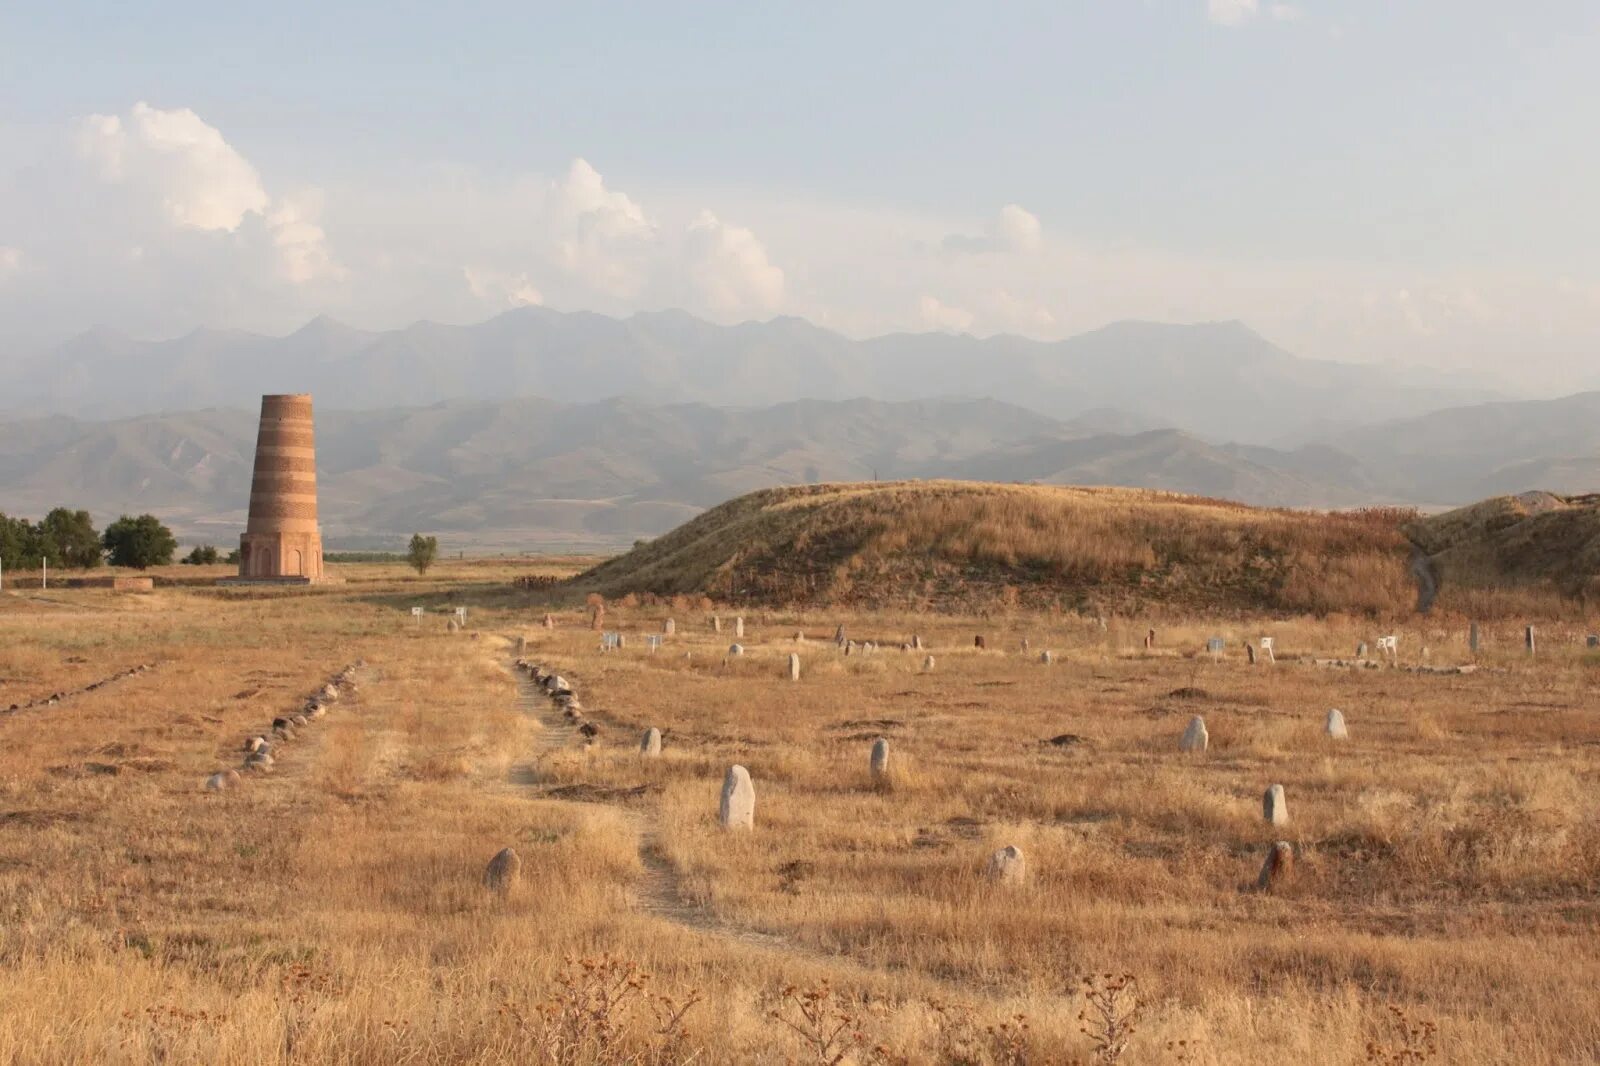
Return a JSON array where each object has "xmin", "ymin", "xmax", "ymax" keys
[
  {"xmin": 2, "ymin": 385, "xmax": 1597, "ymax": 552},
  {"xmin": 11, "ymin": 308, "xmax": 1506, "ymax": 446}
]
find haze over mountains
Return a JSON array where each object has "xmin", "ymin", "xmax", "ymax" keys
[
  {"xmin": 4, "ymin": 309, "xmax": 1596, "ymax": 549},
  {"xmin": 13, "ymin": 308, "xmax": 1505, "ymax": 445}
]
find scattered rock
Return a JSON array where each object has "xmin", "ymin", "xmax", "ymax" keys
[
  {"xmin": 1325, "ymin": 708, "xmax": 1349, "ymax": 740},
  {"xmin": 1039, "ymin": 650, "xmax": 1054, "ymax": 665},
  {"xmin": 720, "ymin": 765, "xmax": 755, "ymax": 830},
  {"xmin": 483, "ymin": 847, "xmax": 521, "ymax": 892},
  {"xmin": 244, "ymin": 752, "xmax": 274, "ymax": 773},
  {"xmin": 986, "ymin": 844, "xmax": 1026, "ymax": 884},
  {"xmin": 1044, "ymin": 733, "xmax": 1087, "ymax": 747},
  {"xmin": 1257, "ymin": 841, "xmax": 1295, "ymax": 891},
  {"xmin": 870, "ymin": 738, "xmax": 890, "ymax": 783},
  {"xmin": 728, "ymin": 644, "xmax": 744, "ymax": 657},
  {"xmin": 1263, "ymin": 783, "xmax": 1288, "ymax": 825},
  {"xmin": 205, "ymin": 769, "xmax": 241, "ymax": 792}
]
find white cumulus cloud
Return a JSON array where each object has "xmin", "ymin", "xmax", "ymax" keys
[
  {"xmin": 1208, "ymin": 0, "xmax": 1259, "ymax": 26},
  {"xmin": 942, "ymin": 204, "xmax": 1043, "ymax": 254},
  {"xmin": 77, "ymin": 102, "xmax": 270, "ymax": 232},
  {"xmin": 919, "ymin": 295, "xmax": 975, "ymax": 333},
  {"xmin": 683, "ymin": 210, "xmax": 785, "ymax": 316}
]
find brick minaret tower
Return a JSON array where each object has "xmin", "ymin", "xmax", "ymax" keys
[{"xmin": 236, "ymin": 394, "xmax": 324, "ymax": 581}]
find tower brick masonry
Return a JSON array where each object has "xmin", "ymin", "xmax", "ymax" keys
[{"xmin": 229, "ymin": 394, "xmax": 326, "ymax": 583}]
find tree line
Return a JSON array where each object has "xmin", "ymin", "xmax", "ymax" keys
[{"xmin": 0, "ymin": 509, "xmax": 203, "ymax": 570}]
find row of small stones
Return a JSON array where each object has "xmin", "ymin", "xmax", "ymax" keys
[
  {"xmin": 4, "ymin": 662, "xmax": 155, "ymax": 714},
  {"xmin": 485, "ymin": 658, "xmax": 593, "ymax": 889},
  {"xmin": 203, "ymin": 661, "xmax": 365, "ymax": 791},
  {"xmin": 492, "ymin": 662, "xmax": 1304, "ymax": 893}
]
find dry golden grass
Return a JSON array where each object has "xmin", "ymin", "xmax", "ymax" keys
[
  {"xmin": 1, "ymin": 564, "xmax": 1598, "ymax": 1063},
  {"xmin": 580, "ymin": 482, "xmax": 1421, "ymax": 616}
]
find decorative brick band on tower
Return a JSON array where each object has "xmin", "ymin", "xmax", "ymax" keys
[{"xmin": 236, "ymin": 394, "xmax": 324, "ymax": 581}]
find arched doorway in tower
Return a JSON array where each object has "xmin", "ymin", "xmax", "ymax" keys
[{"xmin": 289, "ymin": 549, "xmax": 303, "ymax": 577}]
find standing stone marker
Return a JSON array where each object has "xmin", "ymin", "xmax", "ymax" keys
[
  {"xmin": 516, "ymin": 635, "xmax": 527, "ymax": 656},
  {"xmin": 720, "ymin": 765, "xmax": 755, "ymax": 830},
  {"xmin": 835, "ymin": 624, "xmax": 846, "ymax": 645},
  {"xmin": 1589, "ymin": 634, "xmax": 1600, "ymax": 649},
  {"xmin": 1263, "ymin": 783, "xmax": 1288, "ymax": 825},
  {"xmin": 484, "ymin": 847, "xmax": 522, "ymax": 892},
  {"xmin": 986, "ymin": 845, "xmax": 1026, "ymax": 885},
  {"xmin": 923, "ymin": 654, "xmax": 936, "ymax": 671},
  {"xmin": 1525, "ymin": 625, "xmax": 1537, "ymax": 655},
  {"xmin": 734, "ymin": 617, "xmax": 745, "ymax": 638},
  {"xmin": 1039, "ymin": 650, "xmax": 1054, "ymax": 665},
  {"xmin": 1246, "ymin": 644, "xmax": 1257, "ymax": 666},
  {"xmin": 870, "ymin": 737, "xmax": 889, "ymax": 782},
  {"xmin": 664, "ymin": 618, "xmax": 675, "ymax": 636},
  {"xmin": 728, "ymin": 643, "xmax": 744, "ymax": 657},
  {"xmin": 912, "ymin": 635, "xmax": 923, "ymax": 651},
  {"xmin": 640, "ymin": 727, "xmax": 662, "ymax": 757},
  {"xmin": 542, "ymin": 613, "xmax": 555, "ymax": 629},
  {"xmin": 1257, "ymin": 841, "xmax": 1294, "ymax": 891},
  {"xmin": 712, "ymin": 615, "xmax": 722, "ymax": 633},
  {"xmin": 974, "ymin": 634, "xmax": 987, "ymax": 649},
  {"xmin": 1469, "ymin": 621, "xmax": 1480, "ymax": 655},
  {"xmin": 1180, "ymin": 716, "xmax": 1209, "ymax": 753},
  {"xmin": 788, "ymin": 653, "xmax": 801, "ymax": 681},
  {"xmin": 1325, "ymin": 708, "xmax": 1349, "ymax": 739}
]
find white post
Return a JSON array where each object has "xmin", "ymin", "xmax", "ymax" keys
[{"xmin": 42, "ymin": 558, "xmax": 47, "ymax": 590}]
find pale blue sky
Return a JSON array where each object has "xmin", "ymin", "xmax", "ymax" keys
[{"xmin": 2, "ymin": 1, "xmax": 1597, "ymax": 387}]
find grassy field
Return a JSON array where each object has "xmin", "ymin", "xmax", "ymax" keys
[{"xmin": 1, "ymin": 557, "xmax": 1597, "ymax": 1063}]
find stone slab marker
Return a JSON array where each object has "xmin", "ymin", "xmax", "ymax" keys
[
  {"xmin": 835, "ymin": 624, "xmax": 846, "ymax": 645},
  {"xmin": 1324, "ymin": 708, "xmax": 1348, "ymax": 739},
  {"xmin": 543, "ymin": 613, "xmax": 555, "ymax": 629},
  {"xmin": 720, "ymin": 765, "xmax": 754, "ymax": 830},
  {"xmin": 734, "ymin": 616, "xmax": 745, "ymax": 638},
  {"xmin": 1263, "ymin": 784, "xmax": 1288, "ymax": 825},
  {"xmin": 870, "ymin": 737, "xmax": 889, "ymax": 782},
  {"xmin": 483, "ymin": 847, "xmax": 521, "ymax": 892},
  {"xmin": 788, "ymin": 653, "xmax": 801, "ymax": 681},
  {"xmin": 728, "ymin": 643, "xmax": 744, "ymax": 657},
  {"xmin": 516, "ymin": 635, "xmax": 527, "ymax": 656},
  {"xmin": 664, "ymin": 618, "xmax": 675, "ymax": 636},
  {"xmin": 912, "ymin": 635, "xmax": 923, "ymax": 651},
  {"xmin": 923, "ymin": 654, "xmax": 936, "ymax": 671},
  {"xmin": 1525, "ymin": 625, "xmax": 1536, "ymax": 655},
  {"xmin": 712, "ymin": 615, "xmax": 722, "ymax": 633},
  {"xmin": 1257, "ymin": 841, "xmax": 1294, "ymax": 891},
  {"xmin": 1356, "ymin": 642, "xmax": 1368, "ymax": 658},
  {"xmin": 640, "ymin": 727, "xmax": 662, "ymax": 757},
  {"xmin": 1039, "ymin": 650, "xmax": 1054, "ymax": 665},
  {"xmin": 1246, "ymin": 643, "xmax": 1257, "ymax": 666},
  {"xmin": 974, "ymin": 634, "xmax": 987, "ymax": 649},
  {"xmin": 1469, "ymin": 621, "xmax": 1480, "ymax": 655},
  {"xmin": 986, "ymin": 845, "xmax": 1026, "ymax": 884},
  {"xmin": 1180, "ymin": 716, "xmax": 1208, "ymax": 753}
]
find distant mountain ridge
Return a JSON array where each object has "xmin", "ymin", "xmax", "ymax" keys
[
  {"xmin": 0, "ymin": 395, "xmax": 1393, "ymax": 551},
  {"xmin": 12, "ymin": 308, "xmax": 1502, "ymax": 445}
]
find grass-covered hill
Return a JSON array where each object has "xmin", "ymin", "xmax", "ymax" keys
[
  {"xmin": 575, "ymin": 481, "xmax": 1420, "ymax": 615},
  {"xmin": 1406, "ymin": 491, "xmax": 1600, "ymax": 605}
]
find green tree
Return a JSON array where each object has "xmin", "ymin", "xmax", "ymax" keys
[
  {"xmin": 182, "ymin": 545, "xmax": 220, "ymax": 565},
  {"xmin": 407, "ymin": 533, "xmax": 439, "ymax": 576},
  {"xmin": 40, "ymin": 508, "xmax": 102, "ymax": 568},
  {"xmin": 102, "ymin": 514, "xmax": 177, "ymax": 569},
  {"xmin": 0, "ymin": 514, "xmax": 48, "ymax": 570}
]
